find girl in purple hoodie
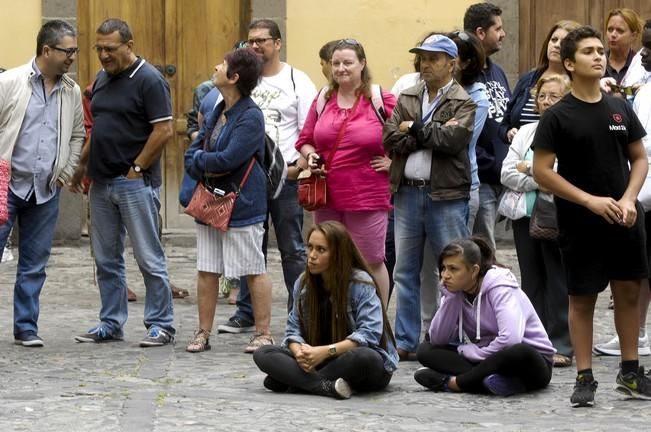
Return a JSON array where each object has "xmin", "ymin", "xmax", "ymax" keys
[{"xmin": 414, "ymin": 237, "xmax": 555, "ymax": 396}]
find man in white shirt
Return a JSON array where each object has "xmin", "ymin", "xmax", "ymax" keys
[{"xmin": 218, "ymin": 19, "xmax": 317, "ymax": 336}]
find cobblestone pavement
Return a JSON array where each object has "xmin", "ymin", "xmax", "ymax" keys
[{"xmin": 0, "ymin": 239, "xmax": 648, "ymax": 431}]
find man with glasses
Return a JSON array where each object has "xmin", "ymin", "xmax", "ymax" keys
[
  {"xmin": 70, "ymin": 18, "xmax": 175, "ymax": 347},
  {"xmin": 217, "ymin": 19, "xmax": 316, "ymax": 349},
  {"xmin": 0, "ymin": 20, "xmax": 85, "ymax": 347}
]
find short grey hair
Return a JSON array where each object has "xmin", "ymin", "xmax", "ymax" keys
[
  {"xmin": 96, "ymin": 18, "xmax": 133, "ymax": 42},
  {"xmin": 36, "ymin": 20, "xmax": 76, "ymax": 57}
]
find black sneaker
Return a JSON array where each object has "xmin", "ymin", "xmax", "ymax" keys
[
  {"xmin": 319, "ymin": 378, "xmax": 352, "ymax": 399},
  {"xmin": 139, "ymin": 326, "xmax": 174, "ymax": 347},
  {"xmin": 14, "ymin": 333, "xmax": 44, "ymax": 347},
  {"xmin": 615, "ymin": 366, "xmax": 651, "ymax": 400},
  {"xmin": 75, "ymin": 325, "xmax": 123, "ymax": 343},
  {"xmin": 482, "ymin": 374, "xmax": 527, "ymax": 396},
  {"xmin": 570, "ymin": 374, "xmax": 598, "ymax": 408},
  {"xmin": 414, "ymin": 367, "xmax": 449, "ymax": 391},
  {"xmin": 217, "ymin": 317, "xmax": 255, "ymax": 334},
  {"xmin": 263, "ymin": 376, "xmax": 290, "ymax": 393}
]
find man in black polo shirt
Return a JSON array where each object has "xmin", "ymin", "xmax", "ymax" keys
[{"xmin": 70, "ymin": 18, "xmax": 175, "ymax": 347}]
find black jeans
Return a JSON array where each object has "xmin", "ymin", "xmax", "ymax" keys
[
  {"xmin": 253, "ymin": 345, "xmax": 392, "ymax": 394},
  {"xmin": 417, "ymin": 342, "xmax": 552, "ymax": 393}
]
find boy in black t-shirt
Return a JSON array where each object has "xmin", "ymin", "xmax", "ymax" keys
[{"xmin": 533, "ymin": 26, "xmax": 651, "ymax": 407}]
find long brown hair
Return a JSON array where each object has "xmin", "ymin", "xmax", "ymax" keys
[
  {"xmin": 537, "ymin": 20, "xmax": 581, "ymax": 70},
  {"xmin": 325, "ymin": 39, "xmax": 372, "ymax": 100},
  {"xmin": 298, "ymin": 221, "xmax": 395, "ymax": 349}
]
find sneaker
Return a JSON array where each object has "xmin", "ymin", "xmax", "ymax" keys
[
  {"xmin": 244, "ymin": 333, "xmax": 274, "ymax": 353},
  {"xmin": 593, "ymin": 334, "xmax": 651, "ymax": 356},
  {"xmin": 414, "ymin": 367, "xmax": 449, "ymax": 391},
  {"xmin": 483, "ymin": 374, "xmax": 527, "ymax": 396},
  {"xmin": 319, "ymin": 378, "xmax": 352, "ymax": 399},
  {"xmin": 263, "ymin": 376, "xmax": 290, "ymax": 393},
  {"xmin": 75, "ymin": 325, "xmax": 123, "ymax": 343},
  {"xmin": 218, "ymin": 317, "xmax": 255, "ymax": 334},
  {"xmin": 615, "ymin": 366, "xmax": 651, "ymax": 400},
  {"xmin": 570, "ymin": 374, "xmax": 598, "ymax": 408},
  {"xmin": 1, "ymin": 246, "xmax": 13, "ymax": 263},
  {"xmin": 140, "ymin": 326, "xmax": 174, "ymax": 347},
  {"xmin": 14, "ymin": 333, "xmax": 44, "ymax": 347}
]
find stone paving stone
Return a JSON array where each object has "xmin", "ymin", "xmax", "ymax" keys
[{"xmin": 0, "ymin": 241, "xmax": 648, "ymax": 431}]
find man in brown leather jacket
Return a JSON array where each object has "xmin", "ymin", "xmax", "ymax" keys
[{"xmin": 383, "ymin": 34, "xmax": 476, "ymax": 360}]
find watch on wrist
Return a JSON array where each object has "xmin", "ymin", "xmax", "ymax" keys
[
  {"xmin": 133, "ymin": 164, "xmax": 143, "ymax": 174},
  {"xmin": 328, "ymin": 344, "xmax": 337, "ymax": 356}
]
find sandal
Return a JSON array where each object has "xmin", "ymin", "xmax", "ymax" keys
[
  {"xmin": 186, "ymin": 329, "xmax": 211, "ymax": 353},
  {"xmin": 553, "ymin": 354, "xmax": 572, "ymax": 367},
  {"xmin": 171, "ymin": 283, "xmax": 190, "ymax": 299}
]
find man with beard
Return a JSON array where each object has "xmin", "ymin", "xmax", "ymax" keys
[
  {"xmin": 70, "ymin": 18, "xmax": 175, "ymax": 347},
  {"xmin": 0, "ymin": 20, "xmax": 84, "ymax": 347}
]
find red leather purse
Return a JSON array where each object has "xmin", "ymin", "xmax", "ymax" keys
[{"xmin": 185, "ymin": 158, "xmax": 255, "ymax": 232}]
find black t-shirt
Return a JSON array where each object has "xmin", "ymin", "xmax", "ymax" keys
[
  {"xmin": 88, "ymin": 58, "xmax": 172, "ymax": 187},
  {"xmin": 533, "ymin": 93, "xmax": 646, "ymax": 227}
]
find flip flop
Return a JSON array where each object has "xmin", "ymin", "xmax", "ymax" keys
[
  {"xmin": 553, "ymin": 354, "xmax": 572, "ymax": 367},
  {"xmin": 171, "ymin": 283, "xmax": 190, "ymax": 299}
]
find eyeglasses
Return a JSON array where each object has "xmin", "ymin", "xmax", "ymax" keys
[
  {"xmin": 50, "ymin": 46, "xmax": 80, "ymax": 57},
  {"xmin": 451, "ymin": 31, "xmax": 471, "ymax": 42},
  {"xmin": 93, "ymin": 43, "xmax": 125, "ymax": 54},
  {"xmin": 246, "ymin": 37, "xmax": 276, "ymax": 47}
]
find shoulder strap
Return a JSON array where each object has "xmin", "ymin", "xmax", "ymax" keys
[
  {"xmin": 315, "ymin": 86, "xmax": 328, "ymax": 117},
  {"xmin": 370, "ymin": 84, "xmax": 387, "ymax": 123},
  {"xmin": 237, "ymin": 158, "xmax": 257, "ymax": 192},
  {"xmin": 325, "ymin": 95, "xmax": 361, "ymax": 169},
  {"xmin": 290, "ymin": 66, "xmax": 296, "ymax": 93}
]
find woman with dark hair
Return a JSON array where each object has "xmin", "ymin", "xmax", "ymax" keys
[
  {"xmin": 499, "ymin": 20, "xmax": 580, "ymax": 143},
  {"xmin": 448, "ymin": 30, "xmax": 488, "ymax": 231},
  {"xmin": 296, "ymin": 39, "xmax": 396, "ymax": 304},
  {"xmin": 414, "ymin": 237, "xmax": 554, "ymax": 396},
  {"xmin": 253, "ymin": 221, "xmax": 398, "ymax": 399},
  {"xmin": 184, "ymin": 48, "xmax": 273, "ymax": 353},
  {"xmin": 318, "ymin": 40, "xmax": 338, "ymax": 81}
]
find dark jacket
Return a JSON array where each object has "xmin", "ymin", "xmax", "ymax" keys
[
  {"xmin": 184, "ymin": 96, "xmax": 267, "ymax": 227},
  {"xmin": 498, "ymin": 68, "xmax": 543, "ymax": 143},
  {"xmin": 383, "ymin": 79, "xmax": 476, "ymax": 200}
]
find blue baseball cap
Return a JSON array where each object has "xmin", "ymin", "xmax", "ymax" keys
[{"xmin": 409, "ymin": 34, "xmax": 458, "ymax": 58}]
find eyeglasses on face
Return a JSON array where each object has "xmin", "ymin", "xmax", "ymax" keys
[
  {"xmin": 50, "ymin": 46, "xmax": 80, "ymax": 57},
  {"xmin": 246, "ymin": 37, "xmax": 275, "ymax": 47},
  {"xmin": 93, "ymin": 43, "xmax": 126, "ymax": 54}
]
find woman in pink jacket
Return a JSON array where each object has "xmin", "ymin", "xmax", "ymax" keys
[
  {"xmin": 415, "ymin": 237, "xmax": 555, "ymax": 396},
  {"xmin": 296, "ymin": 39, "xmax": 396, "ymax": 304}
]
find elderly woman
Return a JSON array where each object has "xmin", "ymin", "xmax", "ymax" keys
[
  {"xmin": 296, "ymin": 39, "xmax": 396, "ymax": 304},
  {"xmin": 499, "ymin": 20, "xmax": 579, "ymax": 144},
  {"xmin": 500, "ymin": 74, "xmax": 573, "ymax": 367},
  {"xmin": 184, "ymin": 48, "xmax": 273, "ymax": 354},
  {"xmin": 253, "ymin": 221, "xmax": 398, "ymax": 399}
]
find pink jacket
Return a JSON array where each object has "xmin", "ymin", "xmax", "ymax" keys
[{"xmin": 296, "ymin": 89, "xmax": 396, "ymax": 211}]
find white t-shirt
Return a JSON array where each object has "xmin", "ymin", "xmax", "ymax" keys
[
  {"xmin": 390, "ymin": 72, "xmax": 421, "ymax": 97},
  {"xmin": 633, "ymin": 83, "xmax": 651, "ymax": 210},
  {"xmin": 251, "ymin": 63, "xmax": 317, "ymax": 163}
]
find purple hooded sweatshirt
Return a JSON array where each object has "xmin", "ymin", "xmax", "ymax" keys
[{"xmin": 428, "ymin": 266, "xmax": 555, "ymax": 364}]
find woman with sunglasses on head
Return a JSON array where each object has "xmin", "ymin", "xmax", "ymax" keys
[
  {"xmin": 500, "ymin": 74, "xmax": 573, "ymax": 367},
  {"xmin": 253, "ymin": 221, "xmax": 398, "ymax": 399},
  {"xmin": 296, "ymin": 39, "xmax": 396, "ymax": 305},
  {"xmin": 499, "ymin": 20, "xmax": 580, "ymax": 144},
  {"xmin": 414, "ymin": 237, "xmax": 555, "ymax": 396}
]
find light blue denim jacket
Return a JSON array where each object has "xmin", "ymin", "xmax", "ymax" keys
[{"xmin": 282, "ymin": 269, "xmax": 399, "ymax": 373}]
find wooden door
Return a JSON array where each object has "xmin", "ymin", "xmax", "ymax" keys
[
  {"xmin": 77, "ymin": 0, "xmax": 249, "ymax": 230},
  {"xmin": 519, "ymin": 0, "xmax": 651, "ymax": 74}
]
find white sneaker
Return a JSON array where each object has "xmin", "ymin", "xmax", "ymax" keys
[
  {"xmin": 1, "ymin": 247, "xmax": 13, "ymax": 263},
  {"xmin": 593, "ymin": 334, "xmax": 651, "ymax": 356}
]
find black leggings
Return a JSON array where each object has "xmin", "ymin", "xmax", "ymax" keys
[
  {"xmin": 253, "ymin": 345, "xmax": 392, "ymax": 394},
  {"xmin": 417, "ymin": 342, "xmax": 552, "ymax": 393}
]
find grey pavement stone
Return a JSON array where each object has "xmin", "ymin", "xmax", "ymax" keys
[{"xmin": 0, "ymin": 240, "xmax": 648, "ymax": 431}]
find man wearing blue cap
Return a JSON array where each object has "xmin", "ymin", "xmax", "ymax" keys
[{"xmin": 384, "ymin": 34, "xmax": 476, "ymax": 360}]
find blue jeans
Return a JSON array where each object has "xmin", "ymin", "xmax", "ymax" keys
[
  {"xmin": 233, "ymin": 180, "xmax": 306, "ymax": 322},
  {"xmin": 89, "ymin": 177, "xmax": 175, "ymax": 334},
  {"xmin": 393, "ymin": 185, "xmax": 469, "ymax": 352},
  {"xmin": 0, "ymin": 189, "xmax": 60, "ymax": 337},
  {"xmin": 473, "ymin": 183, "xmax": 501, "ymax": 250}
]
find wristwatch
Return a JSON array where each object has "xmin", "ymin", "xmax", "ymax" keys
[
  {"xmin": 328, "ymin": 344, "xmax": 337, "ymax": 356},
  {"xmin": 133, "ymin": 164, "xmax": 143, "ymax": 174}
]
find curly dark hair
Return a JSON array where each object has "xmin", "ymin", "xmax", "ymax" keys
[
  {"xmin": 463, "ymin": 2, "xmax": 502, "ymax": 33},
  {"xmin": 224, "ymin": 48, "xmax": 263, "ymax": 97}
]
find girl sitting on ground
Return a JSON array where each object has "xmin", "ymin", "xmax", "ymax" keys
[
  {"xmin": 253, "ymin": 221, "xmax": 398, "ymax": 399},
  {"xmin": 414, "ymin": 237, "xmax": 555, "ymax": 396}
]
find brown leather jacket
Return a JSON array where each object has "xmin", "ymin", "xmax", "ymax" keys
[{"xmin": 383, "ymin": 79, "xmax": 476, "ymax": 200}]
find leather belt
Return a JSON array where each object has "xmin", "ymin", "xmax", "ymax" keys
[{"xmin": 402, "ymin": 178, "xmax": 430, "ymax": 187}]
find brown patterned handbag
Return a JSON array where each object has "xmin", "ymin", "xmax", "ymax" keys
[
  {"xmin": 185, "ymin": 158, "xmax": 255, "ymax": 232},
  {"xmin": 529, "ymin": 192, "xmax": 559, "ymax": 240}
]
